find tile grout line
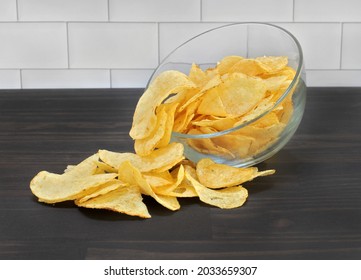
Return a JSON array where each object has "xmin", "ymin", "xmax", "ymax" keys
[
  {"xmin": 200, "ymin": 0, "xmax": 203, "ymax": 21},
  {"xmin": 339, "ymin": 22, "xmax": 344, "ymax": 70},
  {"xmin": 109, "ymin": 69, "xmax": 112, "ymax": 88},
  {"xmin": 15, "ymin": 0, "xmax": 19, "ymax": 21},
  {"xmin": 292, "ymin": 0, "xmax": 295, "ymax": 22},
  {"xmin": 107, "ymin": 0, "xmax": 110, "ymax": 21},
  {"xmin": 66, "ymin": 22, "xmax": 70, "ymax": 69},
  {"xmin": 19, "ymin": 69, "xmax": 23, "ymax": 89}
]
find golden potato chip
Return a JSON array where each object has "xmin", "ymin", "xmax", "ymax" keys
[
  {"xmin": 277, "ymin": 94, "xmax": 294, "ymax": 124},
  {"xmin": 65, "ymin": 154, "xmax": 99, "ymax": 176},
  {"xmin": 173, "ymin": 97, "xmax": 202, "ymax": 133},
  {"xmin": 198, "ymin": 73, "xmax": 267, "ymax": 117},
  {"xmin": 185, "ymin": 171, "xmax": 248, "ymax": 209},
  {"xmin": 187, "ymin": 128, "xmax": 235, "ymax": 159},
  {"xmin": 211, "ymin": 134, "xmax": 254, "ymax": 158},
  {"xmin": 167, "ymin": 184, "xmax": 198, "ymax": 197},
  {"xmin": 233, "ymin": 95, "xmax": 275, "ymax": 126},
  {"xmin": 188, "ymin": 63, "xmax": 207, "ymax": 87},
  {"xmin": 155, "ymin": 102, "xmax": 179, "ymax": 148},
  {"xmin": 229, "ymin": 58, "xmax": 268, "ymax": 76},
  {"xmin": 152, "ymin": 165, "xmax": 185, "ymax": 196},
  {"xmin": 95, "ymin": 161, "xmax": 117, "ymax": 174},
  {"xmin": 75, "ymin": 185, "xmax": 151, "ymax": 219},
  {"xmin": 228, "ymin": 56, "xmax": 288, "ymax": 76},
  {"xmin": 30, "ymin": 171, "xmax": 117, "ymax": 204},
  {"xmin": 235, "ymin": 123, "xmax": 286, "ymax": 155},
  {"xmin": 76, "ymin": 179, "xmax": 127, "ymax": 204},
  {"xmin": 167, "ymin": 164, "xmax": 198, "ymax": 197},
  {"xmin": 178, "ymin": 74, "xmax": 222, "ymax": 112},
  {"xmin": 217, "ymin": 55, "xmax": 244, "ymax": 75},
  {"xmin": 30, "ymin": 154, "xmax": 119, "ymax": 203},
  {"xmin": 196, "ymin": 158, "xmax": 275, "ymax": 189},
  {"xmin": 252, "ymin": 111, "xmax": 279, "ymax": 128},
  {"xmin": 64, "ymin": 165, "xmax": 75, "ymax": 173},
  {"xmin": 143, "ymin": 171, "xmax": 173, "ymax": 188},
  {"xmin": 134, "ymin": 105, "xmax": 168, "ymax": 156},
  {"xmin": 256, "ymin": 56, "xmax": 288, "ymax": 74},
  {"xmin": 118, "ymin": 161, "xmax": 180, "ymax": 211},
  {"xmin": 99, "ymin": 142, "xmax": 184, "ymax": 173},
  {"xmin": 192, "ymin": 115, "xmax": 238, "ymax": 131},
  {"xmin": 129, "ymin": 70, "xmax": 195, "ymax": 140},
  {"xmin": 264, "ymin": 75, "xmax": 289, "ymax": 93}
]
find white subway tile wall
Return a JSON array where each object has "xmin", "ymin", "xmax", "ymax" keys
[
  {"xmin": 0, "ymin": 23, "xmax": 68, "ymax": 69},
  {"xmin": 202, "ymin": 0, "xmax": 293, "ymax": 22},
  {"xmin": 18, "ymin": 0, "xmax": 108, "ymax": 21},
  {"xmin": 0, "ymin": 70, "xmax": 20, "ymax": 89},
  {"xmin": 109, "ymin": 0, "xmax": 201, "ymax": 22},
  {"xmin": 68, "ymin": 23, "xmax": 158, "ymax": 69},
  {"xmin": 0, "ymin": 0, "xmax": 360, "ymax": 88},
  {"xmin": 0, "ymin": 0, "xmax": 17, "ymax": 21}
]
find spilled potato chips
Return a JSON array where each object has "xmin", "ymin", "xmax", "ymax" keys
[{"xmin": 30, "ymin": 55, "xmax": 294, "ymax": 218}]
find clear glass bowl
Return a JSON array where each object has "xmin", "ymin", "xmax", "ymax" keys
[{"xmin": 148, "ymin": 22, "xmax": 306, "ymax": 167}]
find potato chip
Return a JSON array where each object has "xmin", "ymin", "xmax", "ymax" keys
[
  {"xmin": 173, "ymin": 98, "xmax": 201, "ymax": 133},
  {"xmin": 192, "ymin": 115, "xmax": 238, "ymax": 131},
  {"xmin": 256, "ymin": 56, "xmax": 288, "ymax": 74},
  {"xmin": 75, "ymin": 185, "xmax": 151, "ymax": 219},
  {"xmin": 233, "ymin": 95, "xmax": 275, "ymax": 127},
  {"xmin": 198, "ymin": 73, "xmax": 267, "ymax": 117},
  {"xmin": 65, "ymin": 154, "xmax": 99, "ymax": 176},
  {"xmin": 30, "ymin": 170, "xmax": 117, "ymax": 204},
  {"xmin": 217, "ymin": 55, "xmax": 244, "ymax": 75},
  {"xmin": 99, "ymin": 142, "xmax": 184, "ymax": 173},
  {"xmin": 185, "ymin": 171, "xmax": 248, "ymax": 209},
  {"xmin": 187, "ymin": 128, "xmax": 235, "ymax": 159},
  {"xmin": 129, "ymin": 70, "xmax": 195, "ymax": 140},
  {"xmin": 196, "ymin": 158, "xmax": 275, "ymax": 189},
  {"xmin": 188, "ymin": 63, "xmax": 208, "ymax": 87},
  {"xmin": 76, "ymin": 179, "xmax": 127, "ymax": 204},
  {"xmin": 143, "ymin": 171, "xmax": 173, "ymax": 188},
  {"xmin": 134, "ymin": 105, "xmax": 168, "ymax": 156},
  {"xmin": 235, "ymin": 123, "xmax": 286, "ymax": 155},
  {"xmin": 211, "ymin": 134, "xmax": 254, "ymax": 158},
  {"xmin": 118, "ymin": 161, "xmax": 180, "ymax": 211},
  {"xmin": 95, "ymin": 161, "xmax": 117, "ymax": 174},
  {"xmin": 178, "ymin": 74, "xmax": 222, "ymax": 112},
  {"xmin": 30, "ymin": 154, "xmax": 119, "ymax": 203},
  {"xmin": 167, "ymin": 165, "xmax": 198, "ymax": 197},
  {"xmin": 152, "ymin": 165, "xmax": 185, "ymax": 196},
  {"xmin": 155, "ymin": 102, "xmax": 179, "ymax": 148}
]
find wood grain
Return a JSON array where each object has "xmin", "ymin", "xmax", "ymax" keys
[{"xmin": 0, "ymin": 87, "xmax": 360, "ymax": 260}]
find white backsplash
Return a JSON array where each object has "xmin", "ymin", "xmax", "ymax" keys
[{"xmin": 0, "ymin": 0, "xmax": 360, "ymax": 88}]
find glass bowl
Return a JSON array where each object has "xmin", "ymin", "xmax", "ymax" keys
[{"xmin": 149, "ymin": 22, "xmax": 306, "ymax": 167}]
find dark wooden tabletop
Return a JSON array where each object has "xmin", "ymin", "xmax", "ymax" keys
[{"xmin": 0, "ymin": 87, "xmax": 360, "ymax": 260}]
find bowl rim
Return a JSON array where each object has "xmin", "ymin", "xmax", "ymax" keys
[{"xmin": 151, "ymin": 22, "xmax": 304, "ymax": 139}]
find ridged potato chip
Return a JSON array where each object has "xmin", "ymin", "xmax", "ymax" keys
[
  {"xmin": 185, "ymin": 170, "xmax": 248, "ymax": 209},
  {"xmin": 198, "ymin": 73, "xmax": 267, "ymax": 117},
  {"xmin": 129, "ymin": 70, "xmax": 195, "ymax": 140},
  {"xmin": 134, "ymin": 105, "xmax": 168, "ymax": 156},
  {"xmin": 30, "ymin": 154, "xmax": 118, "ymax": 203},
  {"xmin": 75, "ymin": 185, "xmax": 151, "ymax": 219},
  {"xmin": 196, "ymin": 158, "xmax": 275, "ymax": 189},
  {"xmin": 99, "ymin": 142, "xmax": 184, "ymax": 173},
  {"xmin": 118, "ymin": 161, "xmax": 180, "ymax": 211}
]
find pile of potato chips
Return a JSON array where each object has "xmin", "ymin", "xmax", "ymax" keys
[{"xmin": 30, "ymin": 55, "xmax": 296, "ymax": 218}]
